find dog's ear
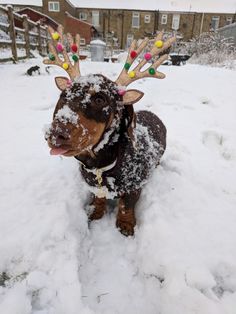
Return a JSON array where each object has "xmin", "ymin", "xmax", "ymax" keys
[
  {"xmin": 55, "ymin": 77, "xmax": 71, "ymax": 91},
  {"xmin": 122, "ymin": 89, "xmax": 144, "ymax": 105}
]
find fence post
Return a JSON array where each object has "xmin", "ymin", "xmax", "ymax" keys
[
  {"xmin": 37, "ymin": 22, "xmax": 42, "ymax": 55},
  {"xmin": 7, "ymin": 5, "xmax": 18, "ymax": 61},
  {"xmin": 22, "ymin": 15, "xmax": 30, "ymax": 58}
]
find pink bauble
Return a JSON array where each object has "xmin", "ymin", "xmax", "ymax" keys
[
  {"xmin": 144, "ymin": 52, "xmax": 152, "ymax": 61},
  {"xmin": 118, "ymin": 89, "xmax": 126, "ymax": 96},
  {"xmin": 67, "ymin": 79, "xmax": 72, "ymax": 87},
  {"xmin": 56, "ymin": 43, "xmax": 63, "ymax": 52}
]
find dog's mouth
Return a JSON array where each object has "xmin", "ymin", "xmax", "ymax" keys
[
  {"xmin": 48, "ymin": 143, "xmax": 73, "ymax": 156},
  {"xmin": 50, "ymin": 147, "xmax": 70, "ymax": 155}
]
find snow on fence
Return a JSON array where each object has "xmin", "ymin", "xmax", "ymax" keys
[
  {"xmin": 218, "ymin": 22, "xmax": 236, "ymax": 46},
  {"xmin": 0, "ymin": 5, "xmax": 48, "ymax": 62}
]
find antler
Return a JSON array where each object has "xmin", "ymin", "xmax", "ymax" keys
[
  {"xmin": 43, "ymin": 25, "xmax": 81, "ymax": 80},
  {"xmin": 116, "ymin": 32, "xmax": 176, "ymax": 87}
]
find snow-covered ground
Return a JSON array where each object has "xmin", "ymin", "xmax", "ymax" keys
[{"xmin": 0, "ymin": 58, "xmax": 236, "ymax": 314}]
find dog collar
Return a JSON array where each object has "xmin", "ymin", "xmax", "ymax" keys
[
  {"xmin": 81, "ymin": 158, "xmax": 117, "ymax": 198},
  {"xmin": 80, "ymin": 158, "xmax": 117, "ymax": 175}
]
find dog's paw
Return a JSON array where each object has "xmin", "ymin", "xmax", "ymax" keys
[
  {"xmin": 116, "ymin": 215, "xmax": 136, "ymax": 236},
  {"xmin": 86, "ymin": 200, "xmax": 107, "ymax": 222},
  {"xmin": 89, "ymin": 208, "xmax": 106, "ymax": 221}
]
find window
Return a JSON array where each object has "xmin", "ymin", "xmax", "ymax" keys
[
  {"xmin": 92, "ymin": 11, "xmax": 99, "ymax": 26},
  {"xmin": 132, "ymin": 12, "xmax": 140, "ymax": 28},
  {"xmin": 48, "ymin": 2, "xmax": 60, "ymax": 12},
  {"xmin": 79, "ymin": 12, "xmax": 87, "ymax": 21},
  {"xmin": 226, "ymin": 17, "xmax": 233, "ymax": 25},
  {"xmin": 161, "ymin": 14, "xmax": 168, "ymax": 25},
  {"xmin": 172, "ymin": 14, "xmax": 180, "ymax": 30},
  {"xmin": 211, "ymin": 16, "xmax": 220, "ymax": 30},
  {"xmin": 80, "ymin": 38, "xmax": 86, "ymax": 45},
  {"xmin": 144, "ymin": 15, "xmax": 151, "ymax": 24},
  {"xmin": 127, "ymin": 34, "xmax": 134, "ymax": 48}
]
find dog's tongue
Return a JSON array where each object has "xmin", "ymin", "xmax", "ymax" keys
[{"xmin": 50, "ymin": 148, "xmax": 69, "ymax": 155}]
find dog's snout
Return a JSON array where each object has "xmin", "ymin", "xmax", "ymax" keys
[
  {"xmin": 48, "ymin": 124, "xmax": 70, "ymax": 145},
  {"xmin": 54, "ymin": 132, "xmax": 69, "ymax": 141}
]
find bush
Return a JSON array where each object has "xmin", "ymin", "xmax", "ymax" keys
[{"xmin": 188, "ymin": 31, "xmax": 236, "ymax": 68}]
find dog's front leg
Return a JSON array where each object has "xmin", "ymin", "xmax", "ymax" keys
[
  {"xmin": 88, "ymin": 194, "xmax": 107, "ymax": 221},
  {"xmin": 116, "ymin": 189, "xmax": 141, "ymax": 236}
]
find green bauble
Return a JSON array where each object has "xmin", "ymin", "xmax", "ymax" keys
[
  {"xmin": 49, "ymin": 53, "xmax": 55, "ymax": 61},
  {"xmin": 72, "ymin": 54, "xmax": 79, "ymax": 62},
  {"xmin": 124, "ymin": 62, "xmax": 131, "ymax": 70},
  {"xmin": 149, "ymin": 68, "xmax": 155, "ymax": 75}
]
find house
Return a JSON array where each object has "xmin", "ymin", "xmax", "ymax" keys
[
  {"xmin": 41, "ymin": 0, "xmax": 97, "ymax": 43},
  {"xmin": 71, "ymin": 0, "xmax": 236, "ymax": 47},
  {"xmin": 39, "ymin": 0, "xmax": 235, "ymax": 48},
  {"xmin": 0, "ymin": 0, "xmax": 97, "ymax": 44},
  {"xmin": 1, "ymin": 0, "xmax": 235, "ymax": 48}
]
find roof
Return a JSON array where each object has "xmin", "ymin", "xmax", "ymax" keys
[
  {"xmin": 0, "ymin": 0, "xmax": 235, "ymax": 14},
  {"xmin": 0, "ymin": 0, "xmax": 42, "ymax": 5},
  {"xmin": 16, "ymin": 6, "xmax": 58, "ymax": 25},
  {"xmin": 65, "ymin": 11, "xmax": 94, "ymax": 27},
  {"xmin": 72, "ymin": 0, "xmax": 236, "ymax": 14}
]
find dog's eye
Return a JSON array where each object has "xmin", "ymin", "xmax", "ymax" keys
[
  {"xmin": 95, "ymin": 97, "xmax": 104, "ymax": 106},
  {"xmin": 93, "ymin": 93, "xmax": 107, "ymax": 107}
]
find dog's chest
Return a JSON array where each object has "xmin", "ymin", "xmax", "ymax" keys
[{"xmin": 80, "ymin": 122, "xmax": 164, "ymax": 198}]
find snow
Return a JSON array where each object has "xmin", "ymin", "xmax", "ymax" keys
[
  {"xmin": 0, "ymin": 57, "xmax": 236, "ymax": 314},
  {"xmin": 0, "ymin": 0, "xmax": 42, "ymax": 5},
  {"xmin": 0, "ymin": 47, "xmax": 26, "ymax": 58},
  {"xmin": 90, "ymin": 40, "xmax": 106, "ymax": 46},
  {"xmin": 55, "ymin": 105, "xmax": 78, "ymax": 125}
]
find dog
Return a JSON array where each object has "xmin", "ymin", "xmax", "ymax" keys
[
  {"xmin": 27, "ymin": 65, "xmax": 40, "ymax": 76},
  {"xmin": 44, "ymin": 26, "xmax": 175, "ymax": 236}
]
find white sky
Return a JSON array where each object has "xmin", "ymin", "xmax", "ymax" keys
[{"xmin": 0, "ymin": 0, "xmax": 235, "ymax": 13}]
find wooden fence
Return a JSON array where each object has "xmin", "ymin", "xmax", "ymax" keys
[{"xmin": 0, "ymin": 5, "xmax": 48, "ymax": 62}]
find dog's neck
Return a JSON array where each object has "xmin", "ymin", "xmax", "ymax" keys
[{"xmin": 75, "ymin": 109, "xmax": 130, "ymax": 170}]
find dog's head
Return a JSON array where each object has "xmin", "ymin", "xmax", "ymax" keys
[
  {"xmin": 45, "ymin": 74, "xmax": 143, "ymax": 157},
  {"xmin": 44, "ymin": 26, "xmax": 175, "ymax": 158}
]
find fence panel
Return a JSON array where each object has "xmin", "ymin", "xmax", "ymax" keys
[{"xmin": 0, "ymin": 5, "xmax": 48, "ymax": 62}]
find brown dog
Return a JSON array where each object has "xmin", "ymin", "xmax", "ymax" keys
[{"xmin": 44, "ymin": 26, "xmax": 175, "ymax": 236}]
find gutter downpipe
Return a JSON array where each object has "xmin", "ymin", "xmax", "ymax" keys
[{"xmin": 199, "ymin": 12, "xmax": 204, "ymax": 36}]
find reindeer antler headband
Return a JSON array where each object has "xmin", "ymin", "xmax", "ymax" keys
[
  {"xmin": 43, "ymin": 25, "xmax": 81, "ymax": 87},
  {"xmin": 44, "ymin": 25, "xmax": 176, "ymax": 90},
  {"xmin": 116, "ymin": 32, "xmax": 176, "ymax": 87}
]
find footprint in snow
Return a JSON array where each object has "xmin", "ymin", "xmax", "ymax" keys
[
  {"xmin": 212, "ymin": 263, "xmax": 236, "ymax": 298},
  {"xmin": 200, "ymin": 97, "xmax": 215, "ymax": 107},
  {"xmin": 185, "ymin": 263, "xmax": 236, "ymax": 300},
  {"xmin": 202, "ymin": 130, "xmax": 232, "ymax": 160}
]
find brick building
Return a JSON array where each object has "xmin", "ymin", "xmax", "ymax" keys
[
  {"xmin": 1, "ymin": 0, "xmax": 235, "ymax": 48},
  {"xmin": 0, "ymin": 0, "xmax": 97, "ymax": 44},
  {"xmin": 40, "ymin": 0, "xmax": 235, "ymax": 48}
]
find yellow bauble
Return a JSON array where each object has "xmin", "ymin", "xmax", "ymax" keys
[
  {"xmin": 62, "ymin": 63, "xmax": 69, "ymax": 70},
  {"xmin": 128, "ymin": 71, "xmax": 135, "ymax": 78},
  {"xmin": 52, "ymin": 32, "xmax": 60, "ymax": 40},
  {"xmin": 155, "ymin": 40, "xmax": 164, "ymax": 48}
]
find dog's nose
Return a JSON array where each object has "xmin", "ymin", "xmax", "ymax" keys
[{"xmin": 49, "ymin": 125, "xmax": 70, "ymax": 144}]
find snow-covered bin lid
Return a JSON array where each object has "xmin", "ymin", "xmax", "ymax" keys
[{"xmin": 90, "ymin": 39, "xmax": 106, "ymax": 46}]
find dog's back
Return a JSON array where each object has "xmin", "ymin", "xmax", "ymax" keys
[{"xmin": 113, "ymin": 110, "xmax": 166, "ymax": 194}]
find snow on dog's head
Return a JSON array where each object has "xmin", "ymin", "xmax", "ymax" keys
[{"xmin": 45, "ymin": 74, "xmax": 124, "ymax": 157}]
